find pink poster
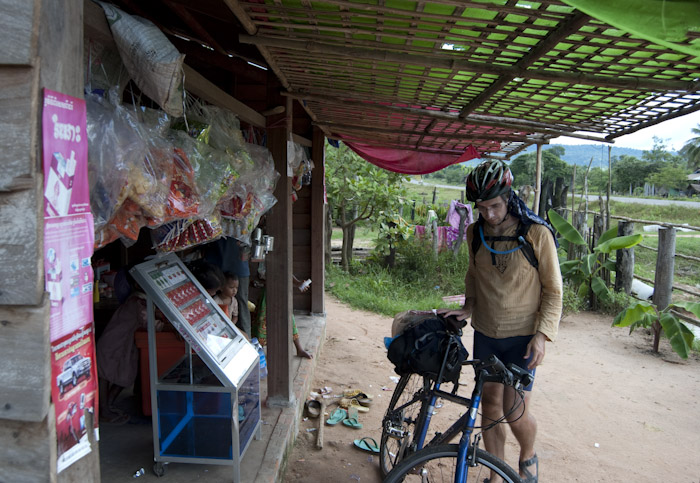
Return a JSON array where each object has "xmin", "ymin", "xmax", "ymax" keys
[
  {"xmin": 42, "ymin": 89, "xmax": 90, "ymax": 218},
  {"xmin": 42, "ymin": 89, "xmax": 98, "ymax": 473},
  {"xmin": 51, "ymin": 326, "xmax": 98, "ymax": 472},
  {"xmin": 44, "ymin": 213, "xmax": 95, "ymax": 340}
]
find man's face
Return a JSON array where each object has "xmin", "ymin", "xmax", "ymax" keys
[{"xmin": 476, "ymin": 196, "xmax": 508, "ymax": 227}]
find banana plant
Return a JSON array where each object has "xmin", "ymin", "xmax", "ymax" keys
[
  {"xmin": 613, "ymin": 301, "xmax": 700, "ymax": 359},
  {"xmin": 547, "ymin": 209, "xmax": 642, "ymax": 304}
]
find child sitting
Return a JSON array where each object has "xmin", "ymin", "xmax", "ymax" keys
[{"xmin": 214, "ymin": 272, "xmax": 239, "ymax": 324}]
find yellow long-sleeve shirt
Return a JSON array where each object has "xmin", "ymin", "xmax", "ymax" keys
[{"xmin": 464, "ymin": 221, "xmax": 562, "ymax": 341}]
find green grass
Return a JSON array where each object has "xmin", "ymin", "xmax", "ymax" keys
[
  {"xmin": 328, "ymin": 197, "xmax": 699, "ymax": 316},
  {"xmin": 326, "ymin": 242, "xmax": 469, "ymax": 316},
  {"xmin": 403, "ymin": 182, "xmax": 464, "ymax": 206}
]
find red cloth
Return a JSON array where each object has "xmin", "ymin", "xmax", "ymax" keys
[{"xmin": 342, "ymin": 140, "xmax": 481, "ymax": 175}]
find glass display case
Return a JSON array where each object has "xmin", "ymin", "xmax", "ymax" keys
[{"xmin": 130, "ymin": 253, "xmax": 260, "ymax": 481}]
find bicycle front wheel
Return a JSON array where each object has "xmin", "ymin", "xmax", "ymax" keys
[
  {"xmin": 383, "ymin": 444, "xmax": 521, "ymax": 483},
  {"xmin": 380, "ymin": 373, "xmax": 431, "ymax": 476}
]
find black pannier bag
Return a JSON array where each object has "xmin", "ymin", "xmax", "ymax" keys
[{"xmin": 387, "ymin": 317, "xmax": 468, "ymax": 385}]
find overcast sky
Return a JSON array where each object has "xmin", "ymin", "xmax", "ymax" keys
[{"xmin": 555, "ymin": 110, "xmax": 700, "ymax": 152}]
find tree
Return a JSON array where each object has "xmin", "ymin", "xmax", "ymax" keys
[
  {"xmin": 325, "ymin": 141, "xmax": 408, "ymax": 270},
  {"xmin": 510, "ymin": 146, "xmax": 571, "ymax": 187},
  {"xmin": 611, "ymin": 155, "xmax": 650, "ymax": 193},
  {"xmin": 679, "ymin": 124, "xmax": 700, "ymax": 171},
  {"xmin": 646, "ymin": 164, "xmax": 691, "ymax": 192}
]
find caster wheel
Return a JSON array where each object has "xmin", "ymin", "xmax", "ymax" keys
[{"xmin": 153, "ymin": 462, "xmax": 165, "ymax": 477}]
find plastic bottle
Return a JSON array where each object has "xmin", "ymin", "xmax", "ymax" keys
[{"xmin": 251, "ymin": 338, "xmax": 267, "ymax": 379}]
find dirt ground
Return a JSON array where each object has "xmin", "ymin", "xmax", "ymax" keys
[{"xmin": 283, "ymin": 296, "xmax": 700, "ymax": 483}]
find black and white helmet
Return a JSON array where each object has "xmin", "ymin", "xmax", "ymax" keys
[{"xmin": 465, "ymin": 160, "xmax": 513, "ymax": 202}]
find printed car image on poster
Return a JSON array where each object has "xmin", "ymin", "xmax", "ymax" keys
[{"xmin": 51, "ymin": 326, "xmax": 98, "ymax": 472}]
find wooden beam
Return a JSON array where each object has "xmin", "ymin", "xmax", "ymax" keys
[
  {"xmin": 310, "ymin": 126, "xmax": 325, "ymax": 314},
  {"xmin": 265, "ymin": 77, "xmax": 293, "ymax": 405},
  {"xmin": 223, "ymin": 0, "xmax": 292, "ymax": 90},
  {"xmin": 183, "ymin": 64, "xmax": 266, "ymax": 127},
  {"xmin": 315, "ymin": 121, "xmax": 550, "ymax": 144},
  {"xmin": 284, "ymin": 91, "xmax": 614, "ymax": 143},
  {"xmin": 459, "ymin": 12, "xmax": 590, "ymax": 117},
  {"xmin": 534, "ymin": 144, "xmax": 543, "ymax": 215},
  {"xmin": 240, "ymin": 35, "xmax": 695, "ymax": 92}
]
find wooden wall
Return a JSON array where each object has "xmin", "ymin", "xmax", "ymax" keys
[{"xmin": 0, "ymin": 1, "xmax": 101, "ymax": 481}]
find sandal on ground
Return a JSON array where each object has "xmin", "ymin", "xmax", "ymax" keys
[
  {"xmin": 305, "ymin": 399, "xmax": 321, "ymax": 418},
  {"xmin": 519, "ymin": 453, "xmax": 538, "ymax": 483},
  {"xmin": 353, "ymin": 437, "xmax": 379, "ymax": 453}
]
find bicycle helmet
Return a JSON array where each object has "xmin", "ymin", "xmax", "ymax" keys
[{"xmin": 465, "ymin": 160, "xmax": 513, "ymax": 202}]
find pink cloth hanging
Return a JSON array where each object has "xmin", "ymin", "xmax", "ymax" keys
[{"xmin": 341, "ymin": 139, "xmax": 481, "ymax": 175}]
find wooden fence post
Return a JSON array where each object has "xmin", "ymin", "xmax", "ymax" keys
[
  {"xmin": 590, "ymin": 214, "xmax": 607, "ymax": 309},
  {"xmin": 651, "ymin": 227, "xmax": 676, "ymax": 352},
  {"xmin": 568, "ymin": 211, "xmax": 587, "ymax": 261},
  {"xmin": 615, "ymin": 221, "xmax": 634, "ymax": 295}
]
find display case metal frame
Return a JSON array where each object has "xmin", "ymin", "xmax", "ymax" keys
[{"xmin": 131, "ymin": 253, "xmax": 261, "ymax": 481}]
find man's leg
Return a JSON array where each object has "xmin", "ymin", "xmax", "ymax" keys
[
  {"xmin": 504, "ymin": 388, "xmax": 537, "ymax": 479},
  {"xmin": 236, "ymin": 275, "xmax": 251, "ymax": 337},
  {"xmin": 481, "ymin": 381, "xmax": 507, "ymax": 481}
]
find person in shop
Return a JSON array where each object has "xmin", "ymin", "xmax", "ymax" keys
[
  {"xmin": 204, "ymin": 237, "xmax": 252, "ymax": 337},
  {"xmin": 252, "ymin": 263, "xmax": 313, "ymax": 359},
  {"xmin": 97, "ymin": 273, "xmax": 169, "ymax": 424},
  {"xmin": 214, "ymin": 272, "xmax": 239, "ymax": 324}
]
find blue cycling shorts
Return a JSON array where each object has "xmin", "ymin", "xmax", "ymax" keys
[{"xmin": 473, "ymin": 331, "xmax": 536, "ymax": 391}]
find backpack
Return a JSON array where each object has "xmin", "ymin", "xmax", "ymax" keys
[
  {"xmin": 387, "ymin": 317, "xmax": 469, "ymax": 385},
  {"xmin": 471, "ymin": 218, "xmax": 538, "ymax": 269}
]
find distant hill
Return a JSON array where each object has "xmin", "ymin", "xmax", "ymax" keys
[{"xmin": 520, "ymin": 144, "xmax": 648, "ymax": 166}]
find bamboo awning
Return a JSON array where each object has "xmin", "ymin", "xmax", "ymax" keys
[{"xmin": 106, "ymin": 0, "xmax": 700, "ymax": 163}]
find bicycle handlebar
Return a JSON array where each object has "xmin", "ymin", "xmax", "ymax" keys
[{"xmin": 474, "ymin": 355, "xmax": 532, "ymax": 390}]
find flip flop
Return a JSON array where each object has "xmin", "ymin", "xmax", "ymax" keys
[
  {"xmin": 326, "ymin": 408, "xmax": 347, "ymax": 425},
  {"xmin": 343, "ymin": 390, "xmax": 373, "ymax": 406},
  {"xmin": 353, "ymin": 437, "xmax": 379, "ymax": 453},
  {"xmin": 342, "ymin": 417, "xmax": 363, "ymax": 429},
  {"xmin": 340, "ymin": 398, "xmax": 369, "ymax": 413},
  {"xmin": 519, "ymin": 453, "xmax": 538, "ymax": 483}
]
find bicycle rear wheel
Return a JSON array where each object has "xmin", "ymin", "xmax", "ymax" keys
[
  {"xmin": 383, "ymin": 444, "xmax": 521, "ymax": 483},
  {"xmin": 380, "ymin": 373, "xmax": 431, "ymax": 476}
]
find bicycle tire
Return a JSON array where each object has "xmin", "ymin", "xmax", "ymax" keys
[
  {"xmin": 380, "ymin": 373, "xmax": 431, "ymax": 476},
  {"xmin": 383, "ymin": 444, "xmax": 521, "ymax": 483}
]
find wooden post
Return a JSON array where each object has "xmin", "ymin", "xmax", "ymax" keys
[
  {"xmin": 606, "ymin": 145, "xmax": 612, "ymax": 230},
  {"xmin": 432, "ymin": 186, "xmax": 437, "ymax": 204},
  {"xmin": 652, "ymin": 227, "xmax": 676, "ymax": 353},
  {"xmin": 533, "ymin": 144, "xmax": 542, "ymax": 215},
  {"xmin": 614, "ymin": 221, "xmax": 634, "ymax": 295},
  {"xmin": 570, "ymin": 165, "xmax": 576, "ymax": 222},
  {"xmin": 310, "ymin": 126, "xmax": 325, "ymax": 314},
  {"xmin": 568, "ymin": 211, "xmax": 587, "ymax": 261},
  {"xmin": 265, "ymin": 85, "xmax": 293, "ymax": 405},
  {"xmin": 591, "ymin": 214, "xmax": 607, "ymax": 308}
]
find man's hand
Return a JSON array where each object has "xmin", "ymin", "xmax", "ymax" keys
[
  {"xmin": 524, "ymin": 332, "xmax": 547, "ymax": 369},
  {"xmin": 437, "ymin": 306, "xmax": 472, "ymax": 331}
]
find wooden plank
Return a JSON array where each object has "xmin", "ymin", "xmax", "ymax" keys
[
  {"xmin": 265, "ymin": 81, "xmax": 293, "ymax": 404},
  {"xmin": 293, "ymin": 213, "xmax": 311, "ymax": 229},
  {"xmin": 292, "ymin": 196, "xmax": 311, "ymax": 213},
  {"xmin": 0, "ymin": 412, "xmax": 55, "ymax": 483},
  {"xmin": 310, "ymin": 127, "xmax": 326, "ymax": 314},
  {"xmin": 183, "ymin": 64, "xmax": 266, "ymax": 128},
  {"xmin": 0, "ymin": 183, "xmax": 44, "ymax": 306},
  {"xmin": 292, "ymin": 229, "xmax": 311, "ymax": 245},
  {"xmin": 39, "ymin": 0, "xmax": 83, "ymax": 98},
  {"xmin": 0, "ymin": 297, "xmax": 51, "ymax": 422},
  {"xmin": 0, "ymin": 67, "xmax": 38, "ymax": 192},
  {"xmin": 0, "ymin": 0, "xmax": 37, "ymax": 65}
]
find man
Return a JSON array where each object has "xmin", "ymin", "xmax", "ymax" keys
[{"xmin": 442, "ymin": 160, "xmax": 562, "ymax": 483}]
